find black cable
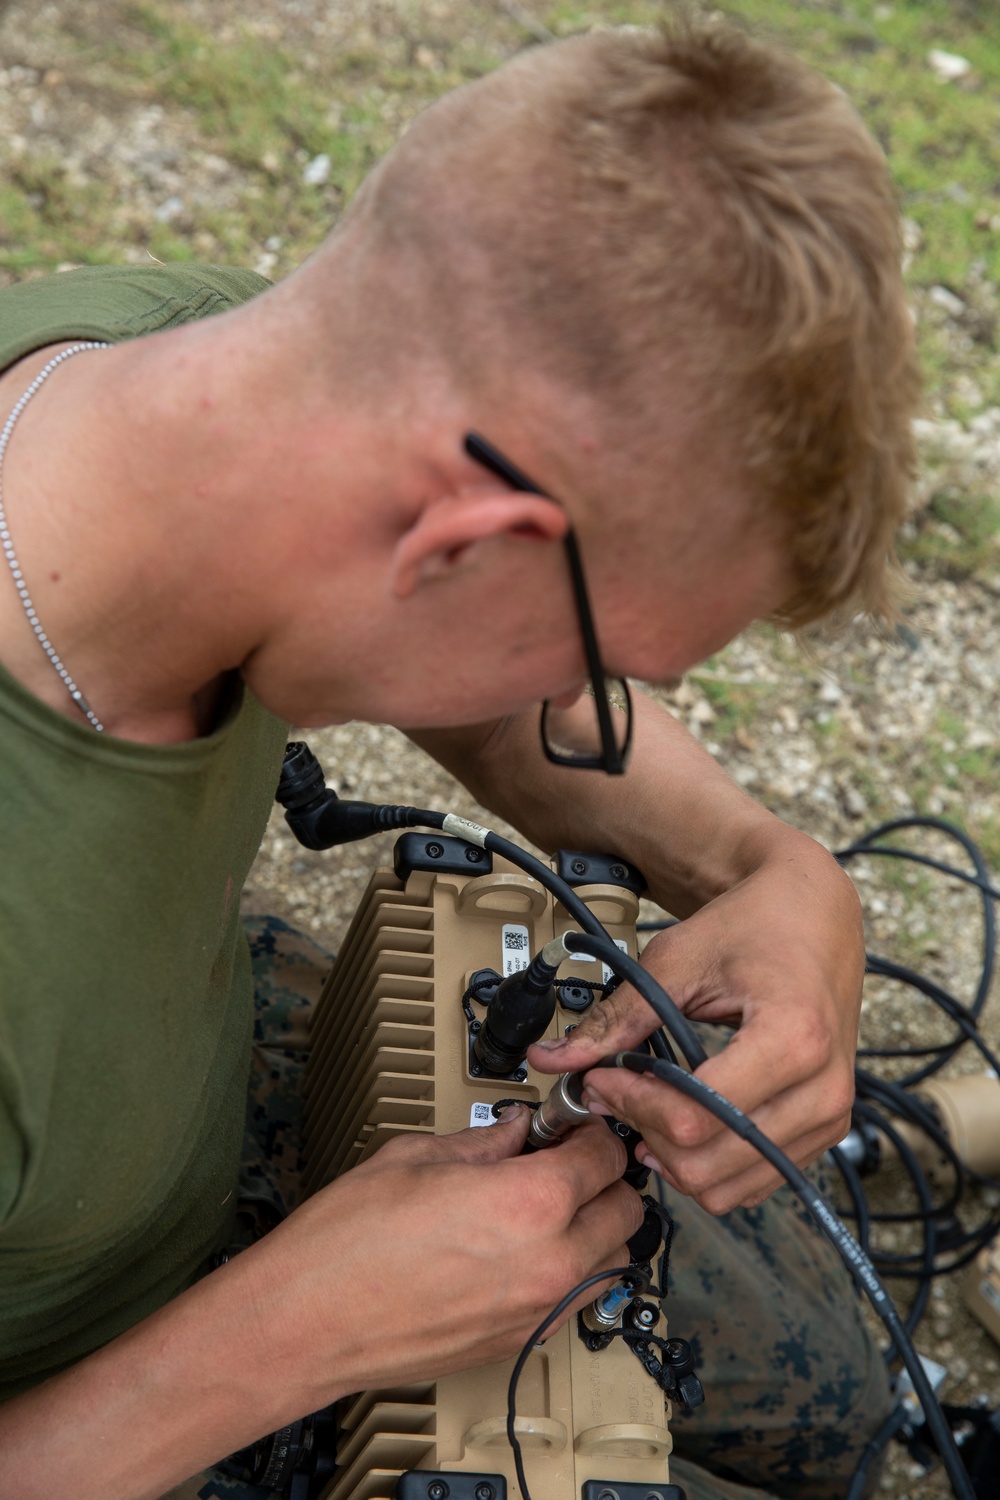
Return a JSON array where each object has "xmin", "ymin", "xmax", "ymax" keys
[
  {"xmin": 837, "ymin": 816, "xmax": 996, "ymax": 1088},
  {"xmin": 605, "ymin": 1051, "xmax": 975, "ymax": 1500},
  {"xmin": 555, "ymin": 927, "xmax": 707, "ymax": 1071},
  {"xmin": 506, "ymin": 1265, "xmax": 642, "ymax": 1500},
  {"xmin": 443, "ymin": 826, "xmax": 709, "ymax": 1069},
  {"xmin": 845, "ymin": 1402, "xmax": 913, "ymax": 1500},
  {"xmin": 828, "ymin": 1145, "xmax": 871, "ymax": 1255},
  {"xmin": 840, "ymin": 843, "xmax": 1000, "ymax": 906},
  {"xmin": 852, "ymin": 1102, "xmax": 936, "ymax": 1341}
]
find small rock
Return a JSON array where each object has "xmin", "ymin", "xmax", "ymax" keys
[
  {"xmin": 302, "ymin": 153, "xmax": 331, "ymax": 186},
  {"xmin": 928, "ymin": 49, "xmax": 972, "ymax": 83},
  {"xmin": 153, "ymin": 195, "xmax": 184, "ymax": 223},
  {"xmin": 929, "ymin": 285, "xmax": 966, "ymax": 318},
  {"xmin": 842, "ymin": 786, "xmax": 867, "ymax": 818}
]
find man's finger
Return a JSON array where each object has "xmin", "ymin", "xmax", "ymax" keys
[
  {"xmin": 582, "ymin": 1006, "xmax": 846, "ymax": 1153},
  {"xmin": 523, "ymin": 1117, "xmax": 629, "ymax": 1211},
  {"xmin": 371, "ymin": 1103, "xmax": 532, "ymax": 1169},
  {"xmin": 527, "ymin": 984, "xmax": 659, "ymax": 1073},
  {"xmin": 567, "ymin": 1178, "xmax": 645, "ymax": 1256},
  {"xmin": 647, "ymin": 1117, "xmax": 842, "ymax": 1215}
]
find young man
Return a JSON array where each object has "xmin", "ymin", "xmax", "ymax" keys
[{"xmin": 0, "ymin": 14, "xmax": 917, "ymax": 1499}]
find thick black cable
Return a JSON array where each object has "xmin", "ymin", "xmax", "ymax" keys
[
  {"xmin": 554, "ymin": 927, "xmax": 707, "ymax": 1071},
  {"xmin": 839, "ymin": 843, "xmax": 1000, "ymax": 907},
  {"xmin": 852, "ymin": 1102, "xmax": 936, "ymax": 1339},
  {"xmin": 605, "ymin": 1051, "xmax": 975, "ymax": 1500},
  {"xmin": 828, "ymin": 1145, "xmax": 871, "ymax": 1255},
  {"xmin": 506, "ymin": 1265, "xmax": 641, "ymax": 1500},
  {"xmin": 845, "ymin": 1402, "xmax": 913, "ymax": 1500},
  {"xmin": 473, "ymin": 832, "xmax": 702, "ymax": 1068},
  {"xmin": 862, "ymin": 956, "xmax": 1000, "ymax": 1085},
  {"xmin": 838, "ymin": 819, "xmax": 996, "ymax": 1082}
]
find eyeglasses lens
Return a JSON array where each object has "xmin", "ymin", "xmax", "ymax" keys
[{"xmin": 541, "ymin": 678, "xmax": 631, "ymax": 767}]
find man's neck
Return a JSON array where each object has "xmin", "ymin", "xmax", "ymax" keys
[{"xmin": 0, "ymin": 299, "xmax": 352, "ymax": 743}]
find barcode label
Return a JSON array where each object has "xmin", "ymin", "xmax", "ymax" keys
[
  {"xmin": 501, "ymin": 923, "xmax": 531, "ymax": 976},
  {"xmin": 470, "ymin": 1102, "xmax": 495, "ymax": 1128}
]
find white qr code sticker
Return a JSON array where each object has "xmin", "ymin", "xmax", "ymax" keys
[
  {"xmin": 501, "ymin": 923, "xmax": 531, "ymax": 976},
  {"xmin": 469, "ymin": 1102, "xmax": 495, "ymax": 1128}
]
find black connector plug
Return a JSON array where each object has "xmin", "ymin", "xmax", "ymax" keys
[
  {"xmin": 276, "ymin": 742, "xmax": 444, "ymax": 851},
  {"xmin": 474, "ymin": 949, "xmax": 560, "ymax": 1077}
]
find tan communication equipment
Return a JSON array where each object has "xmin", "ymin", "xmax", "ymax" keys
[
  {"xmin": 886, "ymin": 1075, "xmax": 1000, "ymax": 1186},
  {"xmin": 302, "ymin": 837, "xmax": 678, "ymax": 1500},
  {"xmin": 963, "ymin": 1234, "xmax": 1000, "ymax": 1348}
]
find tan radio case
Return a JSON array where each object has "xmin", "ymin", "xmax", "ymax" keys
[{"xmin": 302, "ymin": 848, "xmax": 675, "ymax": 1500}]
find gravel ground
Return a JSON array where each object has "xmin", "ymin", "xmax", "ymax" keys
[{"xmin": 2, "ymin": 2, "xmax": 999, "ymax": 1494}]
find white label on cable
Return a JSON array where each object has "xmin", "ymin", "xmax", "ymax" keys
[
  {"xmin": 469, "ymin": 1101, "xmax": 495, "ymax": 1128},
  {"xmin": 597, "ymin": 938, "xmax": 629, "ymax": 985},
  {"xmin": 565, "ymin": 937, "xmax": 629, "ymax": 984},
  {"xmin": 501, "ymin": 923, "xmax": 531, "ymax": 976}
]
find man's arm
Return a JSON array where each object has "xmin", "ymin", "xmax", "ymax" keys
[
  {"xmin": 412, "ymin": 688, "xmax": 863, "ymax": 1215},
  {"xmin": 1, "ymin": 1114, "xmax": 640, "ymax": 1500}
]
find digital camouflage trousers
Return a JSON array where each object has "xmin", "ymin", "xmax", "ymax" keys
[{"xmin": 165, "ymin": 916, "xmax": 890, "ymax": 1500}]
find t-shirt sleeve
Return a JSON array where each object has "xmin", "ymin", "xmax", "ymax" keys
[{"xmin": 0, "ymin": 264, "xmax": 271, "ymax": 371}]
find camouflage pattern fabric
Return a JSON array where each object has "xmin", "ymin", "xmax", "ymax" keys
[{"xmin": 165, "ymin": 917, "xmax": 890, "ymax": 1500}]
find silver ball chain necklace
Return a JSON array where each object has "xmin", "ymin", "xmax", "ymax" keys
[{"xmin": 0, "ymin": 340, "xmax": 110, "ymax": 732}]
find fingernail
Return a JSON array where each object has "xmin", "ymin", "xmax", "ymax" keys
[
  {"xmin": 533, "ymin": 1038, "xmax": 568, "ymax": 1052},
  {"xmin": 498, "ymin": 1103, "xmax": 523, "ymax": 1123},
  {"xmin": 586, "ymin": 1097, "xmax": 615, "ymax": 1118},
  {"xmin": 637, "ymin": 1147, "xmax": 667, "ymax": 1174}
]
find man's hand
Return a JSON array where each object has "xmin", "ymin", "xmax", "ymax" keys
[
  {"xmin": 3, "ymin": 1108, "xmax": 641, "ymax": 1500},
  {"xmin": 530, "ymin": 833, "xmax": 863, "ymax": 1215},
  {"xmin": 414, "ymin": 691, "xmax": 865, "ymax": 1218},
  {"xmin": 252, "ymin": 1106, "xmax": 643, "ymax": 1396}
]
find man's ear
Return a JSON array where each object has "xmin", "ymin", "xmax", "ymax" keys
[{"xmin": 390, "ymin": 490, "xmax": 568, "ymax": 599}]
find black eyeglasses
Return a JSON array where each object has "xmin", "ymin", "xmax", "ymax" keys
[{"xmin": 464, "ymin": 431, "xmax": 633, "ymax": 775}]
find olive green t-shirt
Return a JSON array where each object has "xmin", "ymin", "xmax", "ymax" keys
[{"xmin": 0, "ymin": 265, "xmax": 289, "ymax": 1395}]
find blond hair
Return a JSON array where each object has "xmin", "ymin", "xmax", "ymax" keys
[{"xmin": 342, "ymin": 10, "xmax": 919, "ymax": 624}]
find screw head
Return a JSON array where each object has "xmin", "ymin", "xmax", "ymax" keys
[
  {"xmin": 610, "ymin": 864, "xmax": 628, "ymax": 880},
  {"xmin": 465, "ymin": 846, "xmax": 484, "ymax": 863},
  {"xmin": 470, "ymin": 1062, "xmax": 482, "ymax": 1077},
  {"xmin": 469, "ymin": 1020, "xmax": 481, "ymax": 1034},
  {"xmin": 612, "ymin": 1120, "xmax": 631, "ymax": 1137},
  {"xmin": 475, "ymin": 1486, "xmax": 495, "ymax": 1500},
  {"xmin": 427, "ymin": 1483, "xmax": 449, "ymax": 1500},
  {"xmin": 426, "ymin": 842, "xmax": 444, "ymax": 859},
  {"xmin": 571, "ymin": 858, "xmax": 588, "ymax": 876},
  {"xmin": 598, "ymin": 1489, "xmax": 619, "ymax": 1500},
  {"xmin": 512, "ymin": 1068, "xmax": 527, "ymax": 1082}
]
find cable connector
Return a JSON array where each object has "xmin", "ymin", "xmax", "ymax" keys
[{"xmin": 276, "ymin": 742, "xmax": 444, "ymax": 850}]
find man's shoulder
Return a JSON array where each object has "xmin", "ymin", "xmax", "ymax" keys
[{"xmin": 0, "ymin": 263, "xmax": 271, "ymax": 373}]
